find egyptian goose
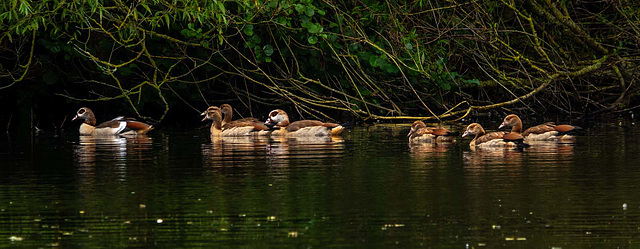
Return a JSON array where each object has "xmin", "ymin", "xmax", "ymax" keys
[
  {"xmin": 201, "ymin": 106, "xmax": 272, "ymax": 136},
  {"xmin": 407, "ymin": 121, "xmax": 456, "ymax": 143},
  {"xmin": 499, "ymin": 114, "xmax": 582, "ymax": 141},
  {"xmin": 72, "ymin": 107, "xmax": 153, "ymax": 136},
  {"xmin": 219, "ymin": 104, "xmax": 260, "ymax": 126},
  {"xmin": 462, "ymin": 123, "xmax": 528, "ymax": 148},
  {"xmin": 264, "ymin": 109, "xmax": 344, "ymax": 136}
]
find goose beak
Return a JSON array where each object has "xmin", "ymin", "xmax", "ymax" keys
[
  {"xmin": 200, "ymin": 111, "xmax": 207, "ymax": 122},
  {"xmin": 265, "ymin": 118, "xmax": 272, "ymax": 125},
  {"xmin": 462, "ymin": 130, "xmax": 469, "ymax": 137},
  {"xmin": 498, "ymin": 122, "xmax": 506, "ymax": 129},
  {"xmin": 407, "ymin": 129, "xmax": 414, "ymax": 137},
  {"xmin": 72, "ymin": 115, "xmax": 78, "ymax": 121}
]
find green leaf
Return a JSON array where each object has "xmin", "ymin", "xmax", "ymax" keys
[
  {"xmin": 305, "ymin": 7, "xmax": 315, "ymax": 16},
  {"xmin": 265, "ymin": 57, "xmax": 272, "ymax": 62},
  {"xmin": 243, "ymin": 24, "xmax": 254, "ymax": 36},
  {"xmin": 263, "ymin": 45, "xmax": 274, "ymax": 56},
  {"xmin": 308, "ymin": 36, "xmax": 318, "ymax": 44},
  {"xmin": 252, "ymin": 35, "xmax": 261, "ymax": 44},
  {"xmin": 384, "ymin": 64, "xmax": 399, "ymax": 73},
  {"xmin": 349, "ymin": 44, "xmax": 359, "ymax": 52},
  {"xmin": 141, "ymin": 3, "xmax": 151, "ymax": 13},
  {"xmin": 275, "ymin": 16, "xmax": 288, "ymax": 26},
  {"xmin": 464, "ymin": 78, "xmax": 480, "ymax": 85},
  {"xmin": 294, "ymin": 4, "xmax": 305, "ymax": 13},
  {"xmin": 358, "ymin": 52, "xmax": 371, "ymax": 61},
  {"xmin": 447, "ymin": 72, "xmax": 459, "ymax": 80},
  {"xmin": 317, "ymin": 9, "xmax": 326, "ymax": 15},
  {"xmin": 440, "ymin": 82, "xmax": 451, "ymax": 90},
  {"xmin": 375, "ymin": 56, "xmax": 387, "ymax": 68},
  {"xmin": 369, "ymin": 55, "xmax": 378, "ymax": 67},
  {"xmin": 164, "ymin": 15, "xmax": 170, "ymax": 27},
  {"xmin": 300, "ymin": 15, "xmax": 311, "ymax": 24},
  {"xmin": 307, "ymin": 23, "xmax": 322, "ymax": 33}
]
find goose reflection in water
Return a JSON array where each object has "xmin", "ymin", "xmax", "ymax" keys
[
  {"xmin": 73, "ymin": 135, "xmax": 153, "ymax": 191},
  {"xmin": 463, "ymin": 140, "xmax": 575, "ymax": 168},
  {"xmin": 201, "ymin": 135, "xmax": 345, "ymax": 168},
  {"xmin": 521, "ymin": 140, "xmax": 575, "ymax": 162},
  {"xmin": 463, "ymin": 147, "xmax": 526, "ymax": 168},
  {"xmin": 462, "ymin": 140, "xmax": 576, "ymax": 215},
  {"xmin": 201, "ymin": 136, "xmax": 271, "ymax": 168},
  {"xmin": 267, "ymin": 136, "xmax": 344, "ymax": 155},
  {"xmin": 265, "ymin": 136, "xmax": 345, "ymax": 168},
  {"xmin": 74, "ymin": 135, "xmax": 153, "ymax": 167},
  {"xmin": 75, "ymin": 136, "xmax": 126, "ymax": 166},
  {"xmin": 408, "ymin": 140, "xmax": 454, "ymax": 156}
]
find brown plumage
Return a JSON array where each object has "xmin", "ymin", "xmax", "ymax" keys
[
  {"xmin": 554, "ymin": 124, "xmax": 577, "ymax": 133},
  {"xmin": 72, "ymin": 107, "xmax": 153, "ymax": 136},
  {"xmin": 462, "ymin": 123, "xmax": 528, "ymax": 148},
  {"xmin": 522, "ymin": 122, "xmax": 555, "ymax": 136},
  {"xmin": 94, "ymin": 120, "xmax": 124, "ymax": 129},
  {"xmin": 408, "ymin": 121, "xmax": 455, "ymax": 143},
  {"xmin": 224, "ymin": 120, "xmax": 271, "ymax": 131},
  {"xmin": 124, "ymin": 121, "xmax": 153, "ymax": 131},
  {"xmin": 219, "ymin": 104, "xmax": 260, "ymax": 126},
  {"xmin": 264, "ymin": 109, "xmax": 344, "ymax": 136},
  {"xmin": 502, "ymin": 132, "xmax": 525, "ymax": 141},
  {"xmin": 499, "ymin": 114, "xmax": 582, "ymax": 141},
  {"xmin": 201, "ymin": 106, "xmax": 271, "ymax": 136},
  {"xmin": 473, "ymin": 130, "xmax": 509, "ymax": 146},
  {"xmin": 285, "ymin": 120, "xmax": 325, "ymax": 132}
]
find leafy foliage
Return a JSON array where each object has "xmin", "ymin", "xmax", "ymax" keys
[{"xmin": 0, "ymin": 0, "xmax": 639, "ymax": 122}]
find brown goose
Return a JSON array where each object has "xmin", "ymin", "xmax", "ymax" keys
[
  {"xmin": 407, "ymin": 121, "xmax": 455, "ymax": 143},
  {"xmin": 72, "ymin": 107, "xmax": 153, "ymax": 136},
  {"xmin": 264, "ymin": 109, "xmax": 344, "ymax": 136},
  {"xmin": 462, "ymin": 123, "xmax": 528, "ymax": 148},
  {"xmin": 201, "ymin": 106, "xmax": 272, "ymax": 136},
  {"xmin": 499, "ymin": 114, "xmax": 582, "ymax": 141}
]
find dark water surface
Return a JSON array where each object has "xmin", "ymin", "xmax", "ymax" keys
[{"xmin": 1, "ymin": 122, "xmax": 640, "ymax": 248}]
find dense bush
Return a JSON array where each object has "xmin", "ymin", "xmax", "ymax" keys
[{"xmin": 1, "ymin": 0, "xmax": 639, "ymax": 126}]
